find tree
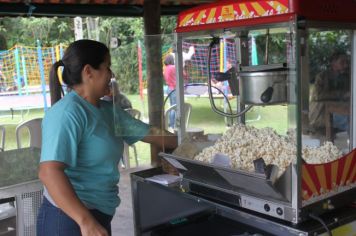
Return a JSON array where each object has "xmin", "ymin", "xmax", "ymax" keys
[
  {"xmin": 0, "ymin": 17, "xmax": 74, "ymax": 47},
  {"xmin": 308, "ymin": 30, "xmax": 351, "ymax": 83}
]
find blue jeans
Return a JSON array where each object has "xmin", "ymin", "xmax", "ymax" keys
[
  {"xmin": 167, "ymin": 88, "xmax": 177, "ymax": 128},
  {"xmin": 37, "ymin": 197, "xmax": 113, "ymax": 236}
]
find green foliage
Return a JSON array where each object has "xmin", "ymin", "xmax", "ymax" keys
[
  {"xmin": 98, "ymin": 16, "xmax": 176, "ymax": 93},
  {"xmin": 0, "ymin": 34, "xmax": 7, "ymax": 50},
  {"xmin": 254, "ymin": 32, "xmax": 287, "ymax": 65},
  {"xmin": 248, "ymin": 28, "xmax": 350, "ymax": 84},
  {"xmin": 161, "ymin": 16, "xmax": 176, "ymax": 46},
  {"xmin": 0, "ymin": 17, "xmax": 74, "ymax": 47},
  {"xmin": 308, "ymin": 30, "xmax": 351, "ymax": 82},
  {"xmin": 161, "ymin": 16, "xmax": 176, "ymax": 35},
  {"xmin": 112, "ymin": 42, "xmax": 140, "ymax": 93},
  {"xmin": 99, "ymin": 17, "xmax": 144, "ymax": 93},
  {"xmin": 0, "ymin": 16, "xmax": 177, "ymax": 93}
]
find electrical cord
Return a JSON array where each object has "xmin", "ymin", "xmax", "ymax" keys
[
  {"xmin": 308, "ymin": 213, "xmax": 332, "ymax": 236},
  {"xmin": 163, "ymin": 83, "xmax": 234, "ymax": 127},
  {"xmin": 161, "ymin": 83, "xmax": 234, "ymax": 154},
  {"xmin": 207, "ymin": 37, "xmax": 253, "ymax": 118}
]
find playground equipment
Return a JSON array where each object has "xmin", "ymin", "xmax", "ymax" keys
[{"xmin": 0, "ymin": 41, "xmax": 65, "ymax": 110}]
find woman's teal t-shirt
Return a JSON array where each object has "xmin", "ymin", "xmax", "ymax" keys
[{"xmin": 40, "ymin": 91, "xmax": 149, "ymax": 215}]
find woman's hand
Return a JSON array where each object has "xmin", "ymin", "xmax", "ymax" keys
[
  {"xmin": 79, "ymin": 217, "xmax": 108, "ymax": 236},
  {"xmin": 142, "ymin": 127, "xmax": 178, "ymax": 150}
]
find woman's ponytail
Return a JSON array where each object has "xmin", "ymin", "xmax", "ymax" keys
[{"xmin": 49, "ymin": 60, "xmax": 64, "ymax": 105}]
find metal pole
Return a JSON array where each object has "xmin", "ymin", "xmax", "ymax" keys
[{"xmin": 36, "ymin": 40, "xmax": 48, "ymax": 111}]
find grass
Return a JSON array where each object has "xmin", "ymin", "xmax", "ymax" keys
[
  {"xmin": 1, "ymin": 109, "xmax": 44, "ymax": 150},
  {"xmin": 0, "ymin": 94, "xmax": 289, "ymax": 165}
]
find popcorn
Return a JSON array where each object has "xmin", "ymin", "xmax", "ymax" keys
[
  {"xmin": 194, "ymin": 124, "xmax": 342, "ymax": 176},
  {"xmin": 302, "ymin": 141, "xmax": 342, "ymax": 164}
]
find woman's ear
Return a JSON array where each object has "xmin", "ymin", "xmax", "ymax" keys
[{"xmin": 82, "ymin": 64, "xmax": 93, "ymax": 83}]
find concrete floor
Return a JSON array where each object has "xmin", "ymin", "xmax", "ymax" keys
[{"xmin": 112, "ymin": 165, "xmax": 150, "ymax": 236}]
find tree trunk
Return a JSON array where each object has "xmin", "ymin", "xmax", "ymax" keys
[
  {"xmin": 0, "ymin": 34, "xmax": 7, "ymax": 50},
  {"xmin": 143, "ymin": 0, "xmax": 163, "ymax": 166}
]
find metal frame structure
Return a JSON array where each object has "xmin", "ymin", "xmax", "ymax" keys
[{"xmin": 168, "ymin": 0, "xmax": 356, "ymax": 225}]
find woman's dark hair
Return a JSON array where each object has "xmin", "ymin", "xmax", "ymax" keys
[
  {"xmin": 49, "ymin": 39, "xmax": 109, "ymax": 105},
  {"xmin": 164, "ymin": 54, "xmax": 174, "ymax": 66}
]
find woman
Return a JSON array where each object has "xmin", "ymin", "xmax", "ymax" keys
[{"xmin": 37, "ymin": 40, "xmax": 177, "ymax": 236}]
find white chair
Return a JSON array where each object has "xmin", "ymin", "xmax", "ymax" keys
[
  {"xmin": 126, "ymin": 108, "xmax": 141, "ymax": 120},
  {"xmin": 0, "ymin": 125, "xmax": 5, "ymax": 151},
  {"xmin": 16, "ymin": 118, "xmax": 42, "ymax": 149},
  {"xmin": 164, "ymin": 103, "xmax": 192, "ymax": 130},
  {"xmin": 165, "ymin": 103, "xmax": 205, "ymax": 139},
  {"xmin": 122, "ymin": 108, "xmax": 141, "ymax": 168}
]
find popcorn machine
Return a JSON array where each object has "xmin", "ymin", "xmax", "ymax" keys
[{"xmin": 160, "ymin": 0, "xmax": 356, "ymax": 224}]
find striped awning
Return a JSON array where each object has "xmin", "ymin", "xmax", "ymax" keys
[
  {"xmin": 176, "ymin": 0, "xmax": 356, "ymax": 32},
  {"xmin": 178, "ymin": 0, "xmax": 290, "ymax": 28},
  {"xmin": 176, "ymin": 0, "xmax": 292, "ymax": 32}
]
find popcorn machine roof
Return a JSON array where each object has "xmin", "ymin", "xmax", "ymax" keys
[{"xmin": 175, "ymin": 0, "xmax": 356, "ymax": 33}]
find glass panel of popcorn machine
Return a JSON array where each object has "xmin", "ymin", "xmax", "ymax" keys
[
  {"xmin": 233, "ymin": 27, "xmax": 297, "ymax": 179},
  {"xmin": 303, "ymin": 29, "xmax": 352, "ymax": 162},
  {"xmin": 178, "ymin": 26, "xmax": 297, "ymax": 197}
]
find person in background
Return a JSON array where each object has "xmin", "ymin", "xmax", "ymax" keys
[
  {"xmin": 163, "ymin": 54, "xmax": 176, "ymax": 129},
  {"xmin": 37, "ymin": 40, "xmax": 177, "ymax": 236},
  {"xmin": 309, "ymin": 51, "xmax": 350, "ymax": 134},
  {"xmin": 164, "ymin": 47, "xmax": 195, "ymax": 129}
]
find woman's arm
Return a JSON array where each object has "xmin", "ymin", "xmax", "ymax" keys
[
  {"xmin": 141, "ymin": 127, "xmax": 178, "ymax": 150},
  {"xmin": 39, "ymin": 161, "xmax": 108, "ymax": 236}
]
